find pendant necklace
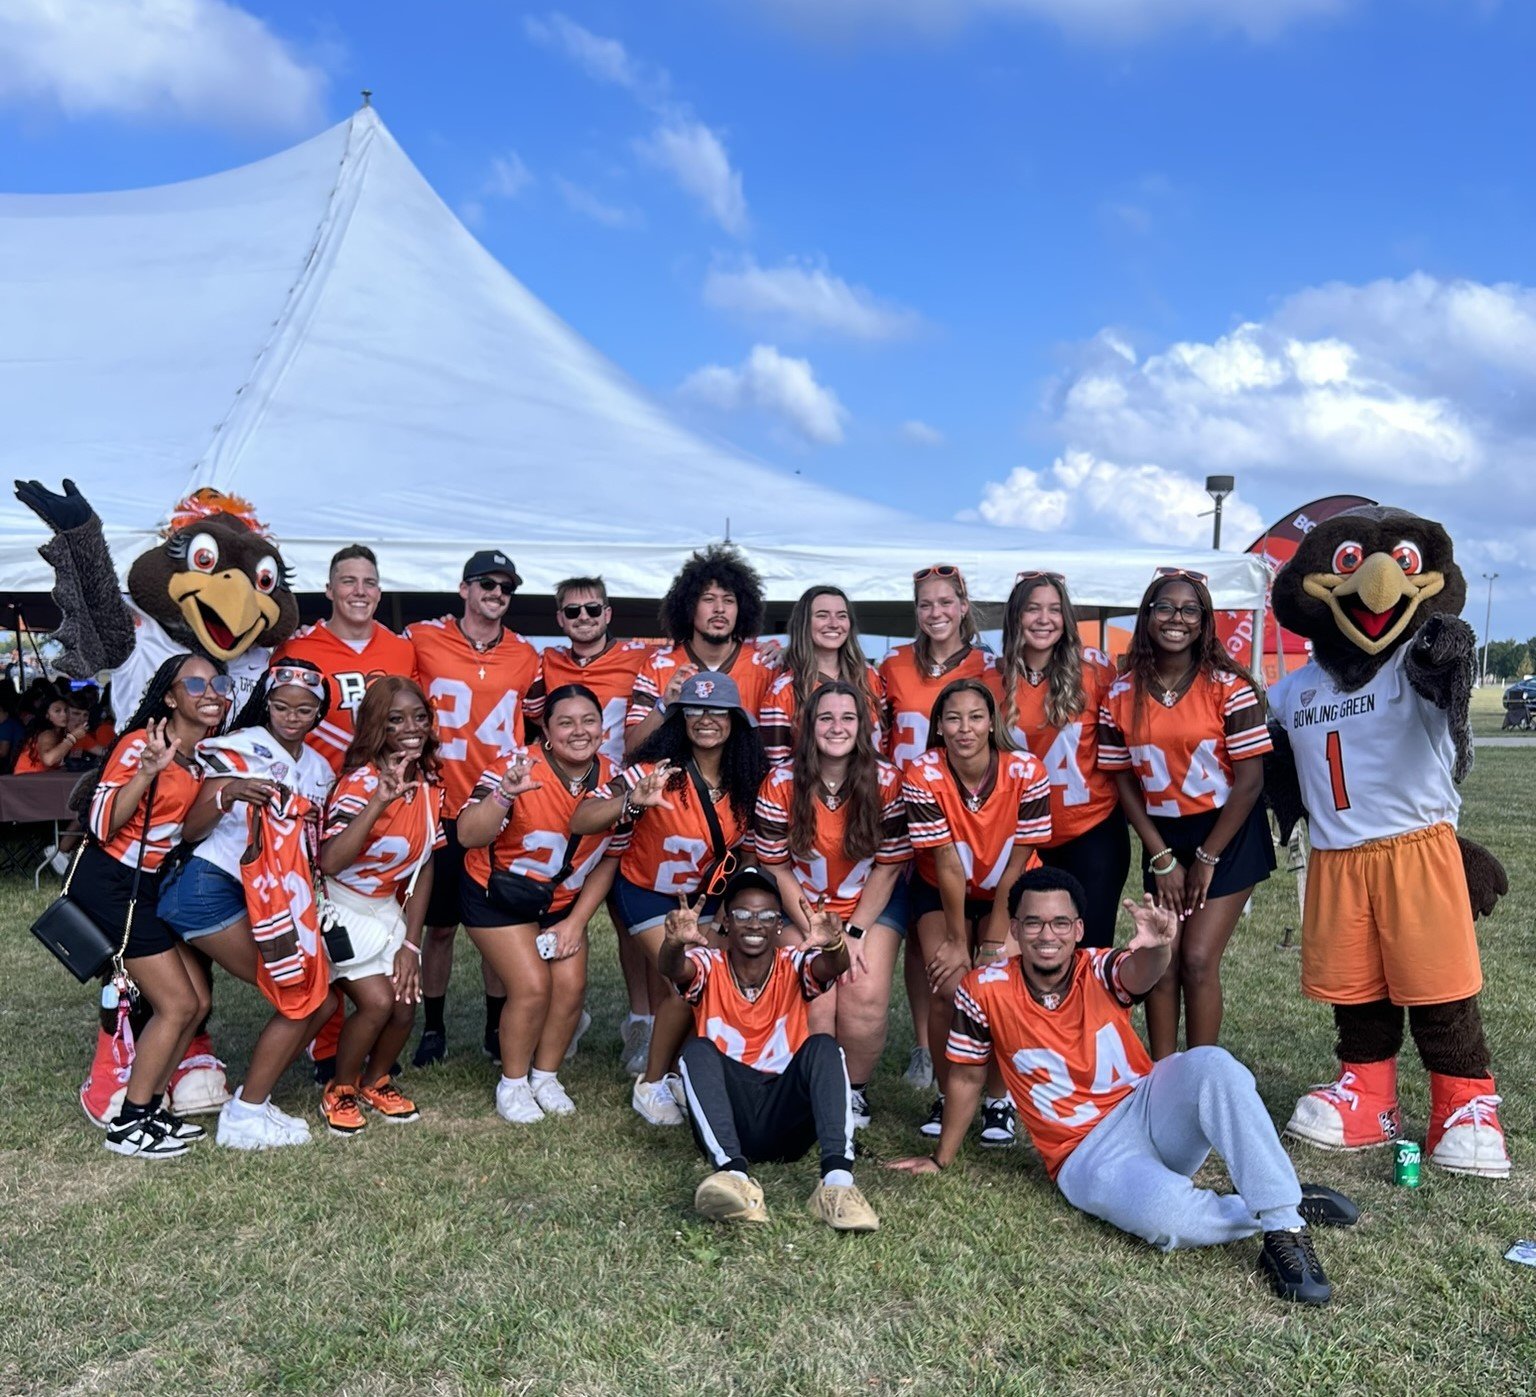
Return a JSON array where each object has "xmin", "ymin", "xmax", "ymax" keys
[
  {"xmin": 822, "ymin": 777, "xmax": 845, "ymax": 812},
  {"xmin": 547, "ymin": 752, "xmax": 597, "ymax": 798},
  {"xmin": 1025, "ymin": 665, "xmax": 1046, "ymax": 686},
  {"xmin": 1153, "ymin": 663, "xmax": 1197, "ymax": 708}
]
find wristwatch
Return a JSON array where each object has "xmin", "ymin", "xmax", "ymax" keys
[{"xmin": 846, "ymin": 923, "xmax": 867, "ymax": 941}]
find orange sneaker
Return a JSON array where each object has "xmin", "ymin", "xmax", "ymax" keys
[
  {"xmin": 321, "ymin": 1084, "xmax": 367, "ymax": 1137},
  {"xmin": 1428, "ymin": 1073, "xmax": 1510, "ymax": 1178},
  {"xmin": 1285, "ymin": 1058, "xmax": 1401, "ymax": 1151},
  {"xmin": 359, "ymin": 1076, "xmax": 420, "ymax": 1123},
  {"xmin": 80, "ymin": 1026, "xmax": 131, "ymax": 1129}
]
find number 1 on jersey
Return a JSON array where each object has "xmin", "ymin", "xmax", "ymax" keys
[{"xmin": 1324, "ymin": 729, "xmax": 1351, "ymax": 811}]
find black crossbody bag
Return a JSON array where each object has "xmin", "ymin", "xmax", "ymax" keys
[
  {"xmin": 686, "ymin": 759, "xmax": 736, "ymax": 907},
  {"xmin": 486, "ymin": 760, "xmax": 600, "ymax": 922}
]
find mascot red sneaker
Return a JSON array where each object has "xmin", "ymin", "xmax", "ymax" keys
[{"xmin": 1265, "ymin": 506, "xmax": 1510, "ymax": 1178}]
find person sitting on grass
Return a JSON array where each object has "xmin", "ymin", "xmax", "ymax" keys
[
  {"xmin": 660, "ymin": 867, "xmax": 879, "ymax": 1233},
  {"xmin": 888, "ymin": 867, "xmax": 1359, "ymax": 1304}
]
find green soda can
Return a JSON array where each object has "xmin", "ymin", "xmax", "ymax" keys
[{"xmin": 1394, "ymin": 1140, "xmax": 1422, "ymax": 1187}]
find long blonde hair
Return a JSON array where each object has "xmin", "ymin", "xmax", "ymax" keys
[{"xmin": 1000, "ymin": 573, "xmax": 1086, "ymax": 733}]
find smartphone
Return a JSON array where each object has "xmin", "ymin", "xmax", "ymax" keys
[{"xmin": 535, "ymin": 931, "xmax": 558, "ymax": 960}]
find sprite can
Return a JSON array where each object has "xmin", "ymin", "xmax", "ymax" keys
[{"xmin": 1394, "ymin": 1140, "xmax": 1422, "ymax": 1187}]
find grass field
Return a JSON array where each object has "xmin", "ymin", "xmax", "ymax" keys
[
  {"xmin": 2, "ymin": 752, "xmax": 1533, "ymax": 1396},
  {"xmin": 1471, "ymin": 682, "xmax": 1535, "ymax": 738}
]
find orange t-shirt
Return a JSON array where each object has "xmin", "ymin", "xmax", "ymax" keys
[
  {"xmin": 462, "ymin": 750, "xmax": 616, "ymax": 914},
  {"xmin": 625, "ymin": 641, "xmax": 778, "ymax": 731},
  {"xmin": 682, "ymin": 946, "xmax": 828, "ymax": 1075},
  {"xmin": 902, "ymin": 748, "xmax": 1051, "ymax": 900},
  {"xmin": 988, "ymin": 650, "xmax": 1120, "ymax": 847},
  {"xmin": 322, "ymin": 766, "xmax": 446, "ymax": 900},
  {"xmin": 753, "ymin": 759, "xmax": 910, "ymax": 918},
  {"xmin": 758, "ymin": 664, "xmax": 885, "ymax": 766},
  {"xmin": 406, "ymin": 618, "xmax": 541, "ymax": 818},
  {"xmin": 1097, "ymin": 669, "xmax": 1272, "ymax": 818},
  {"xmin": 87, "ymin": 731, "xmax": 203, "ymax": 871},
  {"xmin": 597, "ymin": 761, "xmax": 751, "ymax": 896},
  {"xmin": 877, "ymin": 643, "xmax": 995, "ymax": 769},
  {"xmin": 525, "ymin": 639, "xmax": 650, "ymax": 768},
  {"xmin": 949, "ymin": 950, "xmax": 1151, "ymax": 1179},
  {"xmin": 10, "ymin": 740, "xmax": 47, "ymax": 774},
  {"xmin": 276, "ymin": 621, "xmax": 416, "ymax": 775}
]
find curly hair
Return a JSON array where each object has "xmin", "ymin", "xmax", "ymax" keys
[
  {"xmin": 783, "ymin": 585, "xmax": 877, "ymax": 715},
  {"xmin": 999, "ymin": 574, "xmax": 1087, "ymax": 734},
  {"xmin": 229, "ymin": 652, "xmax": 333, "ymax": 737},
  {"xmin": 630, "ymin": 705, "xmax": 767, "ymax": 828},
  {"xmin": 342, "ymin": 675, "xmax": 441, "ymax": 782},
  {"xmin": 912, "ymin": 567, "xmax": 980, "ymax": 675},
  {"xmin": 926, "ymin": 676, "xmax": 1016, "ymax": 755},
  {"xmin": 657, "ymin": 544, "xmax": 765, "ymax": 645},
  {"xmin": 788, "ymin": 681, "xmax": 883, "ymax": 863}
]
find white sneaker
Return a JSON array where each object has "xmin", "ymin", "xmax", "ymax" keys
[
  {"xmin": 216, "ymin": 1101, "xmax": 309, "ymax": 1150},
  {"xmin": 664, "ymin": 1072, "xmax": 687, "ymax": 1108},
  {"xmin": 264, "ymin": 1101, "xmax": 312, "ymax": 1142},
  {"xmin": 532, "ymin": 1077, "xmax": 576, "ymax": 1116},
  {"xmin": 496, "ymin": 1079, "xmax": 545, "ymax": 1125},
  {"xmin": 621, "ymin": 1019, "xmax": 652, "ymax": 1076},
  {"xmin": 904, "ymin": 1046, "xmax": 934, "ymax": 1089},
  {"xmin": 564, "ymin": 1011, "xmax": 592, "ymax": 1064},
  {"xmin": 850, "ymin": 1087, "xmax": 871, "ymax": 1131},
  {"xmin": 632, "ymin": 1076, "xmax": 685, "ymax": 1126}
]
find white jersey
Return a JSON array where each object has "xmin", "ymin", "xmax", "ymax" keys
[
  {"xmin": 191, "ymin": 727, "xmax": 335, "ymax": 879},
  {"xmin": 110, "ymin": 600, "xmax": 269, "ymax": 730},
  {"xmin": 1270, "ymin": 646, "xmax": 1460, "ymax": 850}
]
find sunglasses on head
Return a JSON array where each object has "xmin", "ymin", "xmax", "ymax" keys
[
  {"xmin": 913, "ymin": 564, "xmax": 961, "ymax": 583},
  {"xmin": 1015, "ymin": 569, "xmax": 1066, "ymax": 585},
  {"xmin": 561, "ymin": 602, "xmax": 605, "ymax": 619},
  {"xmin": 1154, "ymin": 566, "xmax": 1209, "ymax": 586},
  {"xmin": 472, "ymin": 576, "xmax": 517, "ymax": 596},
  {"xmin": 180, "ymin": 675, "xmax": 235, "ymax": 699},
  {"xmin": 269, "ymin": 663, "xmax": 324, "ymax": 689}
]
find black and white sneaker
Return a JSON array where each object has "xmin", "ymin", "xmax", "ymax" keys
[
  {"xmin": 850, "ymin": 1088, "xmax": 871, "ymax": 1131},
  {"xmin": 152, "ymin": 1107, "xmax": 206, "ymax": 1143},
  {"xmin": 1298, "ymin": 1183, "xmax": 1360, "ymax": 1228},
  {"xmin": 979, "ymin": 1098, "xmax": 1017, "ymax": 1148},
  {"xmin": 483, "ymin": 1027, "xmax": 501, "ymax": 1066},
  {"xmin": 1258, "ymin": 1228, "xmax": 1332, "ymax": 1305},
  {"xmin": 104, "ymin": 1114, "xmax": 189, "ymax": 1160},
  {"xmin": 919, "ymin": 1096, "xmax": 945, "ymax": 1139}
]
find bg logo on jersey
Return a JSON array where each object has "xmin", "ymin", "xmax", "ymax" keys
[{"xmin": 333, "ymin": 668, "xmax": 391, "ymax": 713}]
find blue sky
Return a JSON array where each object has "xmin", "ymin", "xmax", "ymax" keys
[{"xmin": 2, "ymin": 0, "xmax": 1534, "ymax": 636}]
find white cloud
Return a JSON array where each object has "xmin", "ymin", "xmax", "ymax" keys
[
  {"xmin": 555, "ymin": 177, "xmax": 643, "ymax": 229},
  {"xmin": 522, "ymin": 12, "xmax": 663, "ymax": 97},
  {"xmin": 634, "ymin": 118, "xmax": 749, "ymax": 237},
  {"xmin": 0, "ymin": 0, "xmax": 325, "ymax": 131},
  {"xmin": 703, "ymin": 256, "xmax": 922, "ymax": 340},
  {"xmin": 459, "ymin": 151, "xmax": 533, "ymax": 227},
  {"xmin": 901, "ymin": 419, "xmax": 946, "ymax": 447},
  {"xmin": 679, "ymin": 345, "xmax": 848, "ymax": 445}
]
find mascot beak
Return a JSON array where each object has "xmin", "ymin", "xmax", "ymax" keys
[
  {"xmin": 1302, "ymin": 551, "xmax": 1445, "ymax": 656},
  {"xmin": 167, "ymin": 571, "xmax": 281, "ymax": 660}
]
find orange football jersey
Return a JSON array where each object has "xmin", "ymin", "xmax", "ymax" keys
[
  {"xmin": 877, "ymin": 643, "xmax": 995, "ymax": 768},
  {"xmin": 525, "ymin": 639, "xmax": 650, "ymax": 767},
  {"xmin": 753, "ymin": 759, "xmax": 910, "ymax": 918},
  {"xmin": 1097, "ymin": 670, "xmax": 1271, "ymax": 817},
  {"xmin": 758, "ymin": 663, "xmax": 885, "ymax": 766},
  {"xmin": 406, "ymin": 617, "xmax": 541, "ymax": 818},
  {"xmin": 323, "ymin": 767, "xmax": 446, "ymax": 900},
  {"xmin": 275, "ymin": 621, "xmax": 416, "ymax": 775},
  {"xmin": 88, "ymin": 732, "xmax": 203, "ymax": 871},
  {"xmin": 682, "ymin": 946, "xmax": 827, "ymax": 1074},
  {"xmin": 596, "ymin": 761, "xmax": 751, "ymax": 896},
  {"xmin": 988, "ymin": 651, "xmax": 1120, "ymax": 847},
  {"xmin": 948, "ymin": 950, "xmax": 1151, "ymax": 1178},
  {"xmin": 625, "ymin": 641, "xmax": 778, "ymax": 731},
  {"xmin": 462, "ymin": 750, "xmax": 617, "ymax": 914},
  {"xmin": 903, "ymin": 748, "xmax": 1051, "ymax": 900}
]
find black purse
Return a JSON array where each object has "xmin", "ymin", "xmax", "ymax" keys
[
  {"xmin": 30, "ymin": 780, "xmax": 156, "ymax": 984},
  {"xmin": 486, "ymin": 759, "xmax": 598, "ymax": 922},
  {"xmin": 685, "ymin": 758, "xmax": 735, "ymax": 907}
]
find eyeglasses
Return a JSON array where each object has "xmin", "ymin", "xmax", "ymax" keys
[
  {"xmin": 1015, "ymin": 569, "xmax": 1066, "ymax": 584},
  {"xmin": 269, "ymin": 664, "xmax": 324, "ymax": 690},
  {"xmin": 1150, "ymin": 601, "xmax": 1205, "ymax": 623},
  {"xmin": 472, "ymin": 576, "xmax": 517, "ymax": 596},
  {"xmin": 726, "ymin": 908, "xmax": 785, "ymax": 928},
  {"xmin": 913, "ymin": 564, "xmax": 961, "ymax": 583},
  {"xmin": 560, "ymin": 602, "xmax": 605, "ymax": 619},
  {"xmin": 180, "ymin": 675, "xmax": 235, "ymax": 698},
  {"xmin": 1154, "ymin": 566, "xmax": 1209, "ymax": 585},
  {"xmin": 681, "ymin": 705, "xmax": 722, "ymax": 720},
  {"xmin": 700, "ymin": 850, "xmax": 740, "ymax": 900},
  {"xmin": 1015, "ymin": 915, "xmax": 1081, "ymax": 937}
]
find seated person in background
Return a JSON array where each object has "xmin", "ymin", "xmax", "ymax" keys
[
  {"xmin": 889, "ymin": 867, "xmax": 1359, "ymax": 1306},
  {"xmin": 12, "ymin": 687, "xmax": 88, "ymax": 773},
  {"xmin": 660, "ymin": 868, "xmax": 878, "ymax": 1233}
]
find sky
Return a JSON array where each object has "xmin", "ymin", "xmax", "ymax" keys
[{"xmin": 1, "ymin": 0, "xmax": 1534, "ymax": 637}]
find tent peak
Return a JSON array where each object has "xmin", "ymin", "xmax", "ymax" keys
[{"xmin": 360, "ymin": 89, "xmax": 373, "ymax": 109}]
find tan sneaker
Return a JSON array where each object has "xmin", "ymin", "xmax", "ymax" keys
[
  {"xmin": 807, "ymin": 1182, "xmax": 879, "ymax": 1232},
  {"xmin": 694, "ymin": 1171, "xmax": 769, "ymax": 1224}
]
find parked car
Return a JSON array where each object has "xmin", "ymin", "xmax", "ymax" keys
[{"xmin": 1501, "ymin": 677, "xmax": 1536, "ymax": 729}]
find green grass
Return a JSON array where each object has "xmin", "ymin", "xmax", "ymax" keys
[
  {"xmin": 1471, "ymin": 682, "xmax": 1534, "ymax": 738},
  {"xmin": 2, "ymin": 753, "xmax": 1534, "ymax": 1395}
]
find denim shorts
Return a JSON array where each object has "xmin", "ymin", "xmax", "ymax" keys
[
  {"xmin": 156, "ymin": 857, "xmax": 248, "ymax": 939},
  {"xmin": 611, "ymin": 873, "xmax": 721, "ymax": 934}
]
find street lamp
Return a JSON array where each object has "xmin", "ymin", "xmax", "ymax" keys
[
  {"xmin": 1481, "ymin": 572, "xmax": 1499, "ymax": 686},
  {"xmin": 1204, "ymin": 475, "xmax": 1235, "ymax": 549}
]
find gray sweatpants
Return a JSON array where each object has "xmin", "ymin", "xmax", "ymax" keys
[{"xmin": 1054, "ymin": 1045, "xmax": 1306, "ymax": 1251}]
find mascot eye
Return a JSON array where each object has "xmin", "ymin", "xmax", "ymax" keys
[
  {"xmin": 253, "ymin": 554, "xmax": 280, "ymax": 595},
  {"xmin": 188, "ymin": 532, "xmax": 219, "ymax": 574},
  {"xmin": 1391, "ymin": 541, "xmax": 1423, "ymax": 575},
  {"xmin": 1331, "ymin": 541, "xmax": 1364, "ymax": 575}
]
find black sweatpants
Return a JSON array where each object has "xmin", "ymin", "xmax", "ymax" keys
[{"xmin": 678, "ymin": 1032, "xmax": 854, "ymax": 1178}]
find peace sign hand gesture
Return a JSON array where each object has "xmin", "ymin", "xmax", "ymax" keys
[
  {"xmin": 374, "ymin": 752, "xmax": 419, "ymax": 805},
  {"xmin": 799, "ymin": 894, "xmax": 843, "ymax": 951},
  {"xmin": 138, "ymin": 718, "xmax": 181, "ymax": 776},
  {"xmin": 498, "ymin": 751, "xmax": 543, "ymax": 802},
  {"xmin": 1123, "ymin": 894, "xmax": 1178, "ymax": 953},
  {"xmin": 662, "ymin": 896, "xmax": 710, "ymax": 951},
  {"xmin": 630, "ymin": 762, "xmax": 676, "ymax": 811}
]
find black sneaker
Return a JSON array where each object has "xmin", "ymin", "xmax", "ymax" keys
[
  {"xmin": 311, "ymin": 1054, "xmax": 337, "ymax": 1088},
  {"xmin": 919, "ymin": 1096, "xmax": 945, "ymax": 1139},
  {"xmin": 483, "ymin": 1026, "xmax": 501, "ymax": 1066},
  {"xmin": 979, "ymin": 1098, "xmax": 1017, "ymax": 1149},
  {"xmin": 1258, "ymin": 1228, "xmax": 1332, "ymax": 1305},
  {"xmin": 151, "ymin": 1107, "xmax": 206, "ymax": 1143},
  {"xmin": 1299, "ymin": 1183, "xmax": 1360, "ymax": 1229},
  {"xmin": 412, "ymin": 1030, "xmax": 446, "ymax": 1069},
  {"xmin": 104, "ymin": 1114, "xmax": 189, "ymax": 1160}
]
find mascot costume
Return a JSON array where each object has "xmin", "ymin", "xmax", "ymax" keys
[
  {"xmin": 15, "ymin": 478, "xmax": 300, "ymax": 1124},
  {"xmin": 1265, "ymin": 506, "xmax": 1510, "ymax": 1178}
]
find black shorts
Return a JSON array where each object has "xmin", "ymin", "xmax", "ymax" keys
[
  {"xmin": 1038, "ymin": 808, "xmax": 1132, "ymax": 950},
  {"xmin": 910, "ymin": 873, "xmax": 995, "ymax": 930},
  {"xmin": 425, "ymin": 817, "xmax": 465, "ymax": 928},
  {"xmin": 1143, "ymin": 802, "xmax": 1275, "ymax": 900},
  {"xmin": 68, "ymin": 843, "xmax": 180, "ymax": 959},
  {"xmin": 459, "ymin": 870, "xmax": 565, "ymax": 931}
]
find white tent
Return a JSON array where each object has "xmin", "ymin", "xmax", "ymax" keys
[{"xmin": 0, "ymin": 105, "xmax": 1266, "ymax": 633}]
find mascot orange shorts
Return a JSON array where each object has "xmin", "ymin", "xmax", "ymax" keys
[{"xmin": 1301, "ymin": 822, "xmax": 1482, "ymax": 1006}]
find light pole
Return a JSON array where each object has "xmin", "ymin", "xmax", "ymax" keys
[
  {"xmin": 1481, "ymin": 572, "xmax": 1499, "ymax": 686},
  {"xmin": 1204, "ymin": 475, "xmax": 1235, "ymax": 549}
]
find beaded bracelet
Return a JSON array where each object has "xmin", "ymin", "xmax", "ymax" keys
[
  {"xmin": 1148, "ymin": 848, "xmax": 1178, "ymax": 875},
  {"xmin": 1194, "ymin": 846, "xmax": 1221, "ymax": 866}
]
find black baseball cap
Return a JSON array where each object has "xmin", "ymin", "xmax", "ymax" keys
[
  {"xmin": 462, "ymin": 550, "xmax": 523, "ymax": 587},
  {"xmin": 720, "ymin": 866, "xmax": 781, "ymax": 909}
]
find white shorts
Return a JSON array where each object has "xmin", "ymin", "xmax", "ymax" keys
[{"xmin": 323, "ymin": 881, "xmax": 407, "ymax": 983}]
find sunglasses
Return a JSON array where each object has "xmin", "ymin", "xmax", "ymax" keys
[
  {"xmin": 726, "ymin": 907, "xmax": 785, "ymax": 928},
  {"xmin": 1015, "ymin": 569, "xmax": 1066, "ymax": 584},
  {"xmin": 1153, "ymin": 566, "xmax": 1209, "ymax": 585},
  {"xmin": 180, "ymin": 675, "xmax": 235, "ymax": 698},
  {"xmin": 698, "ymin": 849, "xmax": 741, "ymax": 902},
  {"xmin": 269, "ymin": 664, "xmax": 324, "ymax": 690},
  {"xmin": 913, "ymin": 564, "xmax": 961, "ymax": 582},
  {"xmin": 681, "ymin": 705, "xmax": 726, "ymax": 720},
  {"xmin": 561, "ymin": 602, "xmax": 605, "ymax": 619},
  {"xmin": 472, "ymin": 576, "xmax": 517, "ymax": 596}
]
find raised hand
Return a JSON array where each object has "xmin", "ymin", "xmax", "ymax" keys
[
  {"xmin": 662, "ymin": 665, "xmax": 700, "ymax": 705},
  {"xmin": 662, "ymin": 895, "xmax": 709, "ymax": 950},
  {"xmin": 14, "ymin": 478, "xmax": 95, "ymax": 534},
  {"xmin": 138, "ymin": 718, "xmax": 181, "ymax": 776},
  {"xmin": 630, "ymin": 761, "xmax": 676, "ymax": 810},
  {"xmin": 756, "ymin": 638, "xmax": 785, "ymax": 669},
  {"xmin": 375, "ymin": 751, "xmax": 419, "ymax": 804},
  {"xmin": 498, "ymin": 751, "xmax": 543, "ymax": 801},
  {"xmin": 799, "ymin": 894, "xmax": 843, "ymax": 950},
  {"xmin": 1123, "ymin": 894, "xmax": 1178, "ymax": 952}
]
